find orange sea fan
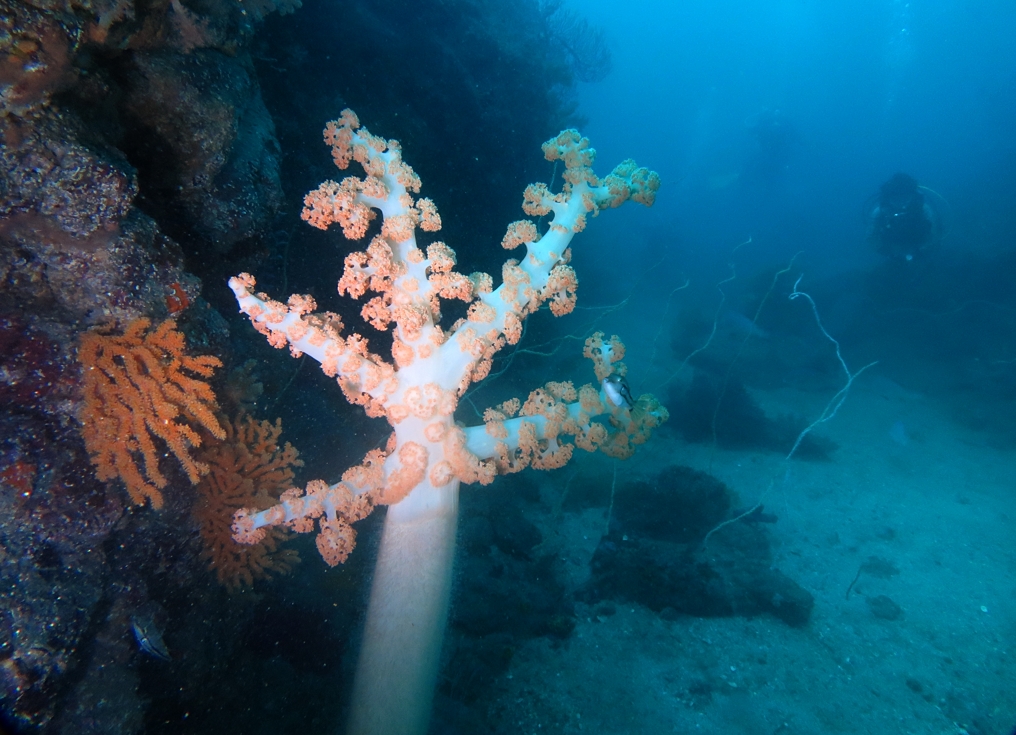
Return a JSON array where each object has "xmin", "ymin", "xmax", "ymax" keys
[
  {"xmin": 78, "ymin": 318, "xmax": 225, "ymax": 509},
  {"xmin": 193, "ymin": 414, "xmax": 303, "ymax": 591}
]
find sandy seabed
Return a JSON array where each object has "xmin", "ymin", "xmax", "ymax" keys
[{"xmin": 486, "ymin": 373, "xmax": 1016, "ymax": 735}]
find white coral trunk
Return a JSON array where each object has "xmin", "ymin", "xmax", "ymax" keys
[{"xmin": 346, "ymin": 478, "xmax": 460, "ymax": 735}]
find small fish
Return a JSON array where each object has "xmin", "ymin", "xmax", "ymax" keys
[
  {"xmin": 131, "ymin": 614, "xmax": 171, "ymax": 661},
  {"xmin": 602, "ymin": 374, "xmax": 634, "ymax": 409}
]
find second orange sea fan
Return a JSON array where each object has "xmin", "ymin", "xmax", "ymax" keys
[{"xmin": 193, "ymin": 414, "xmax": 303, "ymax": 591}]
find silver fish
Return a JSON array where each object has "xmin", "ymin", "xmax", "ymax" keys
[
  {"xmin": 131, "ymin": 614, "xmax": 171, "ymax": 661},
  {"xmin": 602, "ymin": 374, "xmax": 634, "ymax": 409}
]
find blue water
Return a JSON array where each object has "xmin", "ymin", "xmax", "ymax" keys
[{"xmin": 4, "ymin": 1, "xmax": 1014, "ymax": 733}]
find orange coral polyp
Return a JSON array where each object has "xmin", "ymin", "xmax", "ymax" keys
[
  {"xmin": 387, "ymin": 403, "xmax": 411, "ymax": 424},
  {"xmin": 522, "ymin": 183, "xmax": 553, "ymax": 217},
  {"xmin": 423, "ymin": 422, "xmax": 446, "ymax": 443},
  {"xmin": 467, "ymin": 301, "xmax": 496, "ymax": 323},
  {"xmin": 381, "ymin": 213, "xmax": 417, "ymax": 243},
  {"xmin": 317, "ymin": 521, "xmax": 357, "ymax": 567},
  {"xmin": 503, "ymin": 312, "xmax": 523, "ymax": 345},
  {"xmin": 426, "ymin": 241, "xmax": 456, "ymax": 273},
  {"xmin": 544, "ymin": 264, "xmax": 579, "ymax": 316},
  {"xmin": 483, "ymin": 412, "xmax": 509, "ymax": 439},
  {"xmin": 431, "ymin": 272, "xmax": 475, "ymax": 302},
  {"xmin": 391, "ymin": 338, "xmax": 415, "ymax": 368},
  {"xmin": 502, "ymin": 220, "xmax": 538, "ymax": 250},
  {"xmin": 429, "ymin": 461, "xmax": 455, "ymax": 487},
  {"xmin": 532, "ymin": 439, "xmax": 573, "ymax": 471},
  {"xmin": 231, "ymin": 512, "xmax": 267, "ymax": 545},
  {"xmin": 360, "ymin": 176, "xmax": 389, "ymax": 201},
  {"xmin": 417, "ymin": 197, "xmax": 442, "ymax": 231},
  {"xmin": 392, "ymin": 303, "xmax": 429, "ymax": 341},
  {"xmin": 382, "ymin": 441, "xmax": 428, "ymax": 505}
]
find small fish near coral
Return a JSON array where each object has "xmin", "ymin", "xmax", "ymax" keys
[{"xmin": 130, "ymin": 613, "xmax": 171, "ymax": 661}]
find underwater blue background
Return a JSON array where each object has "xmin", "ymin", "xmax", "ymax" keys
[
  {"xmin": 575, "ymin": 0, "xmax": 1015, "ymax": 282},
  {"xmin": 1, "ymin": 0, "xmax": 1014, "ymax": 732}
]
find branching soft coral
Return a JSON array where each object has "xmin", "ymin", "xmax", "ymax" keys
[{"xmin": 228, "ymin": 109, "xmax": 663, "ymax": 735}]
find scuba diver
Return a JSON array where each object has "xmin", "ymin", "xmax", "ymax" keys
[{"xmin": 865, "ymin": 173, "xmax": 943, "ymax": 261}]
